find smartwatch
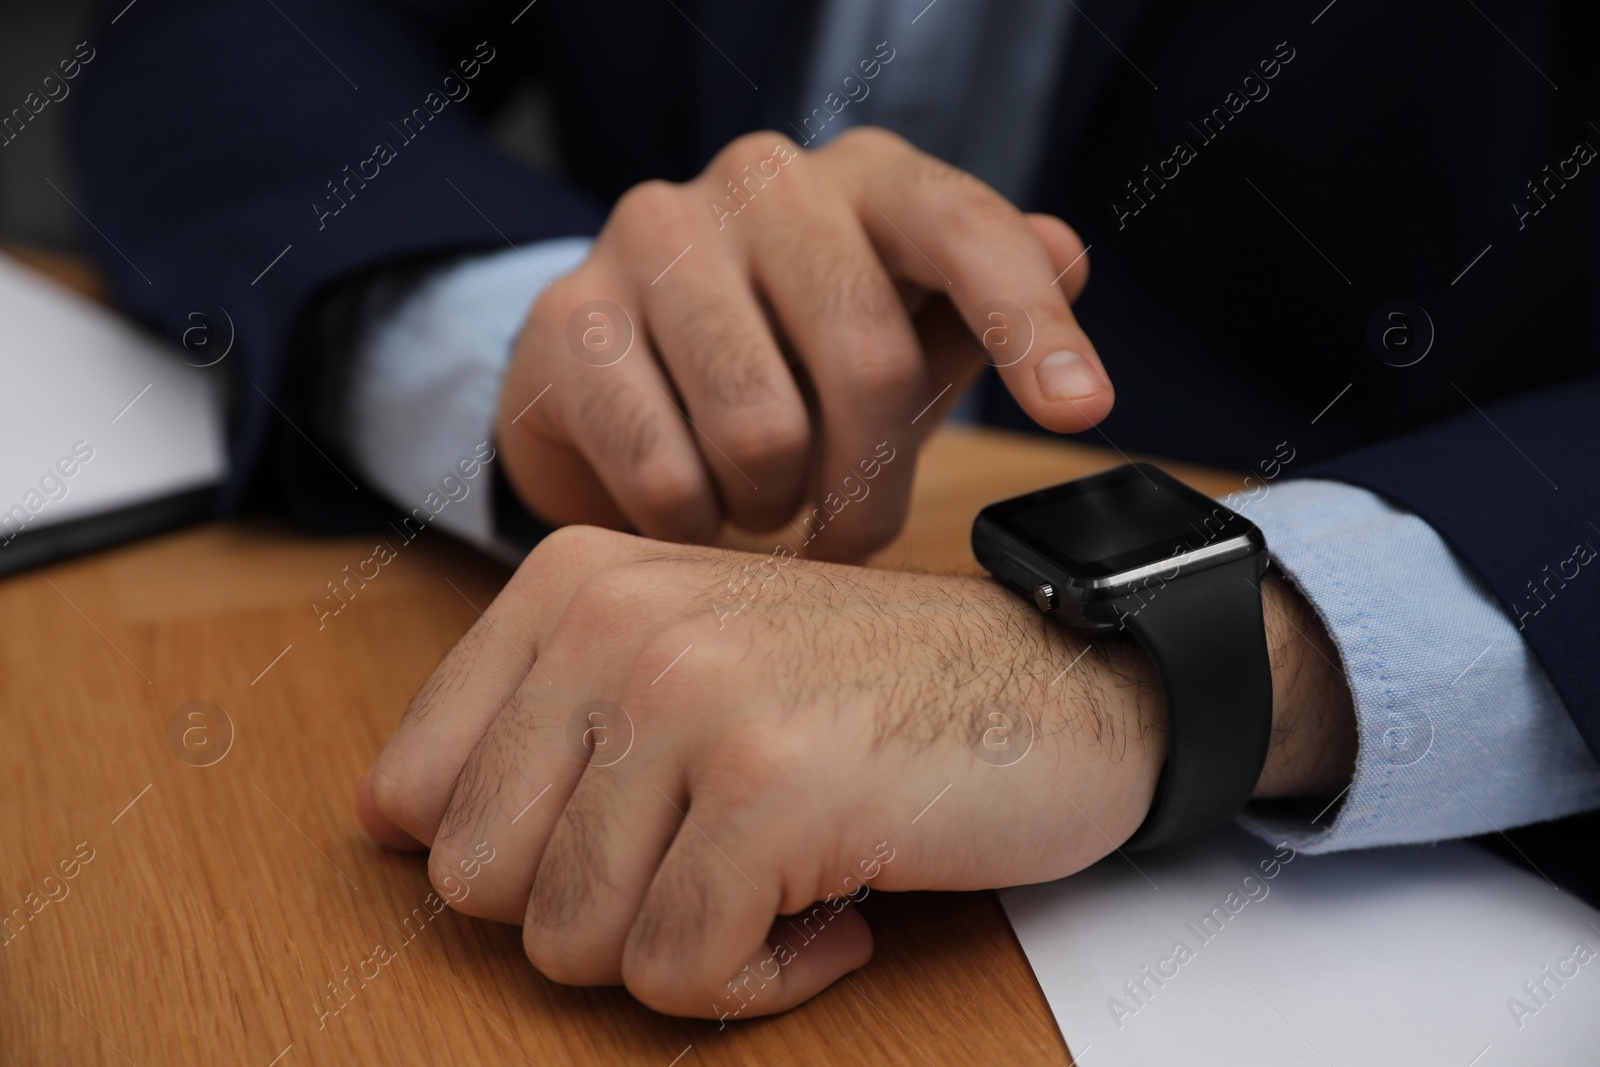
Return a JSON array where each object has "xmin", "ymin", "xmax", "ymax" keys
[{"xmin": 971, "ymin": 463, "xmax": 1272, "ymax": 851}]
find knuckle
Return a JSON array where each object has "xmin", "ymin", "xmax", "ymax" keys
[
  {"xmin": 611, "ymin": 179, "xmax": 688, "ymax": 233},
  {"xmin": 523, "ymin": 802, "xmax": 627, "ymax": 985},
  {"xmin": 716, "ymin": 402, "xmax": 809, "ymax": 472},
  {"xmin": 840, "ymin": 343, "xmax": 921, "ymax": 398},
  {"xmin": 527, "ymin": 522, "xmax": 597, "ymax": 563},
  {"xmin": 397, "ymin": 623, "xmax": 490, "ymax": 732},
  {"xmin": 653, "ymin": 298, "xmax": 785, "ymax": 410},
  {"xmin": 425, "ymin": 847, "xmax": 480, "ymax": 914},
  {"xmin": 528, "ymin": 270, "xmax": 584, "ymax": 324},
  {"xmin": 707, "ymin": 715, "xmax": 810, "ymax": 794},
  {"xmin": 627, "ymin": 620, "xmax": 732, "ymax": 697},
  {"xmin": 611, "ymin": 182, "xmax": 700, "ymax": 258},
  {"xmin": 832, "ymin": 124, "xmax": 908, "ymax": 157},
  {"xmin": 899, "ymin": 145, "xmax": 984, "ymax": 193},
  {"xmin": 621, "ymin": 961, "xmax": 691, "ymax": 1015},
  {"xmin": 523, "ymin": 925, "xmax": 586, "ymax": 986},
  {"xmin": 714, "ymin": 130, "xmax": 801, "ymax": 173},
  {"xmin": 518, "ymin": 524, "xmax": 614, "ymax": 587},
  {"xmin": 758, "ymin": 234, "xmax": 925, "ymax": 400},
  {"xmin": 431, "ymin": 771, "xmax": 489, "ymax": 848},
  {"xmin": 567, "ymin": 563, "xmax": 652, "ymax": 631},
  {"xmin": 432, "ymin": 757, "xmax": 493, "ymax": 844},
  {"xmin": 525, "ymin": 270, "xmax": 608, "ymax": 348},
  {"xmin": 434, "ymin": 839, "xmax": 518, "ymax": 921},
  {"xmin": 621, "ymin": 886, "xmax": 724, "ymax": 1013},
  {"xmin": 831, "ymin": 271, "xmax": 905, "ymax": 334},
  {"xmin": 942, "ymin": 184, "xmax": 1021, "ymax": 240},
  {"xmin": 522, "ymin": 907, "xmax": 607, "ymax": 985},
  {"xmin": 629, "ymin": 454, "xmax": 711, "ymax": 522},
  {"xmin": 566, "ymin": 388, "xmax": 713, "ymax": 533},
  {"xmin": 717, "ymin": 130, "xmax": 779, "ymax": 165},
  {"xmin": 768, "ymin": 227, "xmax": 905, "ymax": 336},
  {"xmin": 700, "ymin": 348, "xmax": 784, "ymax": 411},
  {"xmin": 572, "ymin": 379, "xmax": 662, "ymax": 464},
  {"xmin": 526, "ymin": 811, "xmax": 598, "ymax": 927},
  {"xmin": 367, "ymin": 762, "xmax": 429, "ymax": 838}
]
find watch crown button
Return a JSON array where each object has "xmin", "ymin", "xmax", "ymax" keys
[{"xmin": 1032, "ymin": 582, "xmax": 1056, "ymax": 612}]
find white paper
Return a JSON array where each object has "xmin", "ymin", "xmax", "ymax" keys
[
  {"xmin": 1002, "ymin": 827, "xmax": 1600, "ymax": 1066},
  {"xmin": 0, "ymin": 253, "xmax": 224, "ymax": 530}
]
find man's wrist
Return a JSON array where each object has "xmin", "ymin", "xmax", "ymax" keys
[
  {"xmin": 1080, "ymin": 568, "xmax": 1355, "ymax": 847},
  {"xmin": 1075, "ymin": 630, "xmax": 1170, "ymax": 845},
  {"xmin": 1253, "ymin": 570, "xmax": 1357, "ymax": 800}
]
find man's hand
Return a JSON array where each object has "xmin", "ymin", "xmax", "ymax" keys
[
  {"xmin": 357, "ymin": 525, "xmax": 1354, "ymax": 1020},
  {"xmin": 496, "ymin": 128, "xmax": 1110, "ymax": 561}
]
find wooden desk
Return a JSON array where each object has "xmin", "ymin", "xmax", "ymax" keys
[
  {"xmin": 1, "ymin": 411, "xmax": 1239, "ymax": 1065},
  {"xmin": 1, "ymin": 241, "xmax": 108, "ymax": 304}
]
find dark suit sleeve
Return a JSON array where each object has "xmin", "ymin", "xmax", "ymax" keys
[
  {"xmin": 72, "ymin": 0, "xmax": 606, "ymax": 521},
  {"xmin": 1304, "ymin": 376, "xmax": 1600, "ymax": 764}
]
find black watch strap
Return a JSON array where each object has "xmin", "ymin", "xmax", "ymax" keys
[{"xmin": 1113, "ymin": 555, "xmax": 1273, "ymax": 851}]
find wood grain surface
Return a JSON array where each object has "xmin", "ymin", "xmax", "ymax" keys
[
  {"xmin": 0, "ymin": 412, "xmax": 1240, "ymax": 1065},
  {"xmin": 1, "ymin": 242, "xmax": 109, "ymax": 303}
]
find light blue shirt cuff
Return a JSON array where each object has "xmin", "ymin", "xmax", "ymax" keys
[
  {"xmin": 1235, "ymin": 479, "xmax": 1600, "ymax": 853},
  {"xmin": 343, "ymin": 239, "xmax": 593, "ymax": 560}
]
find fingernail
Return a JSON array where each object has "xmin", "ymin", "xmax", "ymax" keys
[{"xmin": 1035, "ymin": 350, "xmax": 1105, "ymax": 401}]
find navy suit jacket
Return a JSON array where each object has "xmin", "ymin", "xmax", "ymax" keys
[{"xmin": 75, "ymin": 0, "xmax": 1600, "ymax": 767}]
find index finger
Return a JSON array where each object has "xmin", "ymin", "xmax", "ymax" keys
[{"xmin": 830, "ymin": 129, "xmax": 1113, "ymax": 433}]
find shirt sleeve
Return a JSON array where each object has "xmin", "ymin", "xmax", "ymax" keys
[
  {"xmin": 339, "ymin": 239, "xmax": 594, "ymax": 561},
  {"xmin": 1235, "ymin": 479, "xmax": 1600, "ymax": 853}
]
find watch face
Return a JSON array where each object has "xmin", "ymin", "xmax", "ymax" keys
[{"xmin": 982, "ymin": 464, "xmax": 1255, "ymax": 580}]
